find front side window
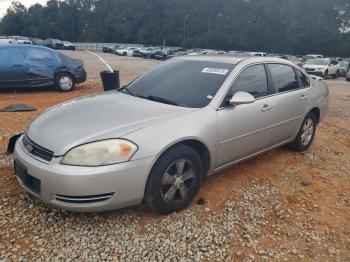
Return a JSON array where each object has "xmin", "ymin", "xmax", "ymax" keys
[
  {"xmin": 229, "ymin": 64, "xmax": 268, "ymax": 99},
  {"xmin": 296, "ymin": 70, "xmax": 310, "ymax": 88},
  {"xmin": 269, "ymin": 64, "xmax": 299, "ymax": 93},
  {"xmin": 126, "ymin": 59, "xmax": 235, "ymax": 108}
]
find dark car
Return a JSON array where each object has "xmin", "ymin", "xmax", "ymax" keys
[
  {"xmin": 0, "ymin": 45, "xmax": 86, "ymax": 92},
  {"xmin": 29, "ymin": 37, "xmax": 45, "ymax": 46},
  {"xmin": 45, "ymin": 39, "xmax": 64, "ymax": 50}
]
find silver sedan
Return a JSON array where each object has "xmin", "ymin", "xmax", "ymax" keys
[{"xmin": 14, "ymin": 55, "xmax": 329, "ymax": 214}]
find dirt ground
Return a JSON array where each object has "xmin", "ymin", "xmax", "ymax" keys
[{"xmin": 0, "ymin": 51, "xmax": 349, "ymax": 261}]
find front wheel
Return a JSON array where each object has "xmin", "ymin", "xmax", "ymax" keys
[
  {"xmin": 287, "ymin": 113, "xmax": 317, "ymax": 152},
  {"xmin": 55, "ymin": 73, "xmax": 75, "ymax": 92},
  {"xmin": 145, "ymin": 145, "xmax": 203, "ymax": 214},
  {"xmin": 323, "ymin": 70, "xmax": 328, "ymax": 79}
]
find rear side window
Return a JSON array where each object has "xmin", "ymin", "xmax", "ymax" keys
[
  {"xmin": 26, "ymin": 48, "xmax": 60, "ymax": 66},
  {"xmin": 268, "ymin": 64, "xmax": 299, "ymax": 93},
  {"xmin": 0, "ymin": 47, "xmax": 25, "ymax": 66},
  {"xmin": 230, "ymin": 64, "xmax": 268, "ymax": 98},
  {"xmin": 296, "ymin": 70, "xmax": 310, "ymax": 88}
]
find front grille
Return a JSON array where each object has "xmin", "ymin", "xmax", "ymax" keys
[
  {"xmin": 305, "ymin": 68, "xmax": 315, "ymax": 72},
  {"xmin": 55, "ymin": 193, "xmax": 114, "ymax": 205},
  {"xmin": 22, "ymin": 135, "xmax": 54, "ymax": 162}
]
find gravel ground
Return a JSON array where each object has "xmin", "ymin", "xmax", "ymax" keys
[{"xmin": 0, "ymin": 52, "xmax": 349, "ymax": 261}]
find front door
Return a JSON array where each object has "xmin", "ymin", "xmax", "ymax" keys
[{"xmin": 217, "ymin": 64, "xmax": 277, "ymax": 167}]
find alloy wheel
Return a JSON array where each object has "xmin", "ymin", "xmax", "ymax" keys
[
  {"xmin": 59, "ymin": 76, "xmax": 73, "ymax": 91},
  {"xmin": 161, "ymin": 159, "xmax": 196, "ymax": 203},
  {"xmin": 301, "ymin": 118, "xmax": 314, "ymax": 146}
]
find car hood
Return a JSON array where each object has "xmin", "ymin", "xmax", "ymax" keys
[
  {"xmin": 304, "ymin": 64, "xmax": 327, "ymax": 69},
  {"xmin": 26, "ymin": 92, "xmax": 195, "ymax": 156}
]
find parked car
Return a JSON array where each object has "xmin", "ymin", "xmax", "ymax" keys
[
  {"xmin": 303, "ymin": 58, "xmax": 340, "ymax": 79},
  {"xmin": 0, "ymin": 45, "xmax": 86, "ymax": 92},
  {"xmin": 29, "ymin": 37, "xmax": 45, "ymax": 46},
  {"xmin": 338, "ymin": 61, "xmax": 349, "ymax": 77},
  {"xmin": 305, "ymin": 54, "xmax": 324, "ymax": 59},
  {"xmin": 140, "ymin": 47, "xmax": 159, "ymax": 58},
  {"xmin": 115, "ymin": 46, "xmax": 138, "ymax": 56},
  {"xmin": 287, "ymin": 55, "xmax": 304, "ymax": 67},
  {"xmin": 154, "ymin": 50, "xmax": 168, "ymax": 60},
  {"xmin": 9, "ymin": 36, "xmax": 32, "ymax": 44},
  {"xmin": 0, "ymin": 36, "xmax": 13, "ymax": 44},
  {"xmin": 62, "ymin": 41, "xmax": 76, "ymax": 50},
  {"xmin": 346, "ymin": 70, "xmax": 350, "ymax": 81},
  {"xmin": 45, "ymin": 39, "xmax": 64, "ymax": 50},
  {"xmin": 102, "ymin": 45, "xmax": 116, "ymax": 53},
  {"xmin": 12, "ymin": 55, "xmax": 328, "ymax": 214}
]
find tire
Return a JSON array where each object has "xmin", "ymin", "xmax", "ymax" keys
[
  {"xmin": 333, "ymin": 70, "xmax": 339, "ymax": 79},
  {"xmin": 323, "ymin": 70, "xmax": 328, "ymax": 79},
  {"xmin": 55, "ymin": 73, "xmax": 75, "ymax": 92},
  {"xmin": 346, "ymin": 77, "xmax": 350, "ymax": 82},
  {"xmin": 287, "ymin": 112, "xmax": 317, "ymax": 152},
  {"xmin": 145, "ymin": 144, "xmax": 204, "ymax": 214}
]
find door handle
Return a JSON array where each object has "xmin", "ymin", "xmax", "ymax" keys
[
  {"xmin": 261, "ymin": 104, "xmax": 272, "ymax": 112},
  {"xmin": 300, "ymin": 94, "xmax": 308, "ymax": 101}
]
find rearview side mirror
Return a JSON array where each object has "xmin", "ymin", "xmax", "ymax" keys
[{"xmin": 229, "ymin": 91, "xmax": 256, "ymax": 106}]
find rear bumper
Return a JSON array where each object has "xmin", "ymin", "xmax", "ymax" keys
[{"xmin": 14, "ymin": 136, "xmax": 154, "ymax": 212}]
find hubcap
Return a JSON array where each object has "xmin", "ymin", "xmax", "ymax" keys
[
  {"xmin": 161, "ymin": 159, "xmax": 196, "ymax": 203},
  {"xmin": 301, "ymin": 118, "xmax": 314, "ymax": 146},
  {"xmin": 59, "ymin": 76, "xmax": 73, "ymax": 90}
]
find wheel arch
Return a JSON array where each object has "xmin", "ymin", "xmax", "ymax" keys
[
  {"xmin": 309, "ymin": 107, "xmax": 320, "ymax": 125},
  {"xmin": 148, "ymin": 138, "xmax": 212, "ymax": 179},
  {"xmin": 55, "ymin": 71, "xmax": 76, "ymax": 83}
]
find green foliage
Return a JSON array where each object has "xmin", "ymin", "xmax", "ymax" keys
[{"xmin": 0, "ymin": 0, "xmax": 349, "ymax": 56}]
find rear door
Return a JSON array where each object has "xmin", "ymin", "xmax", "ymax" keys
[
  {"xmin": 266, "ymin": 64, "xmax": 309, "ymax": 144},
  {"xmin": 0, "ymin": 47, "xmax": 27, "ymax": 88},
  {"xmin": 24, "ymin": 47, "xmax": 60, "ymax": 87}
]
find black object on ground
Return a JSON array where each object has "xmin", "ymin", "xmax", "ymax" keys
[
  {"xmin": 100, "ymin": 70, "xmax": 120, "ymax": 91},
  {"xmin": 4, "ymin": 133, "xmax": 23, "ymax": 156},
  {"xmin": 0, "ymin": 104, "xmax": 37, "ymax": 112},
  {"xmin": 196, "ymin": 197, "xmax": 206, "ymax": 206}
]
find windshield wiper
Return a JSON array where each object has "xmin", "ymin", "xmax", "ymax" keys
[
  {"xmin": 144, "ymin": 95, "xmax": 179, "ymax": 106},
  {"xmin": 120, "ymin": 85, "xmax": 134, "ymax": 96}
]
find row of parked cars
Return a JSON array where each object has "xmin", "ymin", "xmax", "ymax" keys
[
  {"xmin": 0, "ymin": 35, "xmax": 76, "ymax": 50},
  {"xmin": 102, "ymin": 44, "xmax": 350, "ymax": 81}
]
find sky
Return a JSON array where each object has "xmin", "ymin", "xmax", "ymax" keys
[{"xmin": 0, "ymin": 0, "xmax": 47, "ymax": 17}]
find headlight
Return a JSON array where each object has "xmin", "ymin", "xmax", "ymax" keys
[
  {"xmin": 317, "ymin": 68, "xmax": 324, "ymax": 71},
  {"xmin": 61, "ymin": 139, "xmax": 138, "ymax": 167}
]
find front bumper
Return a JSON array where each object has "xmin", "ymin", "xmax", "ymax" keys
[
  {"xmin": 14, "ymin": 137, "xmax": 154, "ymax": 212},
  {"xmin": 75, "ymin": 69, "xmax": 87, "ymax": 84},
  {"xmin": 305, "ymin": 70, "xmax": 323, "ymax": 77}
]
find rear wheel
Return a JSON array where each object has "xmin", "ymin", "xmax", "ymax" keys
[
  {"xmin": 55, "ymin": 73, "xmax": 75, "ymax": 92},
  {"xmin": 288, "ymin": 112, "xmax": 317, "ymax": 152},
  {"xmin": 145, "ymin": 145, "xmax": 203, "ymax": 214}
]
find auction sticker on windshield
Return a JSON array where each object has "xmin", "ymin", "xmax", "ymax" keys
[{"xmin": 201, "ymin": 68, "xmax": 229, "ymax": 75}]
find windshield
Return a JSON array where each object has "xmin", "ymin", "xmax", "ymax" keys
[
  {"xmin": 288, "ymin": 56, "xmax": 302, "ymax": 62},
  {"xmin": 124, "ymin": 59, "xmax": 235, "ymax": 108},
  {"xmin": 340, "ymin": 61, "xmax": 349, "ymax": 68},
  {"xmin": 306, "ymin": 59, "xmax": 329, "ymax": 66}
]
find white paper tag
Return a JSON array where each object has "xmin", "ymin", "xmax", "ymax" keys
[{"xmin": 202, "ymin": 68, "xmax": 229, "ymax": 75}]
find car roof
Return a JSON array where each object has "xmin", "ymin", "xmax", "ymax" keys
[
  {"xmin": 177, "ymin": 54, "xmax": 294, "ymax": 65},
  {"xmin": 0, "ymin": 44, "xmax": 55, "ymax": 52}
]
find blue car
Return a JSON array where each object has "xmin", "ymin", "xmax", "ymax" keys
[{"xmin": 0, "ymin": 45, "xmax": 86, "ymax": 92}]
